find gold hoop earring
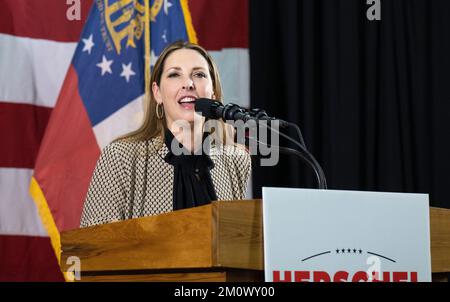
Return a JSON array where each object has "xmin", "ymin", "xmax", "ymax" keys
[{"xmin": 156, "ymin": 103, "xmax": 164, "ymax": 120}]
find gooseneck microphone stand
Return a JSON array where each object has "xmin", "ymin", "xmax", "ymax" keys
[
  {"xmin": 240, "ymin": 107, "xmax": 328, "ymax": 190},
  {"xmin": 195, "ymin": 99, "xmax": 327, "ymax": 189}
]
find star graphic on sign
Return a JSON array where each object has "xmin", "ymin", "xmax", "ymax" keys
[
  {"xmin": 96, "ymin": 55, "xmax": 113, "ymax": 76},
  {"xmin": 162, "ymin": 30, "xmax": 168, "ymax": 43},
  {"xmin": 164, "ymin": 0, "xmax": 173, "ymax": 15},
  {"xmin": 82, "ymin": 34, "xmax": 95, "ymax": 54},
  {"xmin": 120, "ymin": 62, "xmax": 136, "ymax": 83}
]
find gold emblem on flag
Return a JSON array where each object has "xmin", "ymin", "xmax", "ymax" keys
[{"xmin": 103, "ymin": 0, "xmax": 163, "ymax": 55}]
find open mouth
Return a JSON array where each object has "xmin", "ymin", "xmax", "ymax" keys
[{"xmin": 178, "ymin": 96, "xmax": 197, "ymax": 109}]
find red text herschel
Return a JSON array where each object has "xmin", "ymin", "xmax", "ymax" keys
[{"xmin": 273, "ymin": 270, "xmax": 418, "ymax": 282}]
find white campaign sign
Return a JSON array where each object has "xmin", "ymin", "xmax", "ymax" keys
[{"xmin": 262, "ymin": 187, "xmax": 431, "ymax": 282}]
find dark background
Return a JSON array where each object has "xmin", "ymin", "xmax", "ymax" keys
[{"xmin": 249, "ymin": 0, "xmax": 450, "ymax": 208}]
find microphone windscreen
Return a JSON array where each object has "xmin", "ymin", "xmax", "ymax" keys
[{"xmin": 194, "ymin": 98, "xmax": 219, "ymax": 118}]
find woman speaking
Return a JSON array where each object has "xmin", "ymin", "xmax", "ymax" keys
[{"xmin": 80, "ymin": 41, "xmax": 251, "ymax": 228}]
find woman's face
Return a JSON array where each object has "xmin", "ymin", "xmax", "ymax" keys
[{"xmin": 152, "ymin": 48, "xmax": 215, "ymax": 129}]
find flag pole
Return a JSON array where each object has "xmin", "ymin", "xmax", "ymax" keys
[{"xmin": 145, "ymin": 0, "xmax": 151, "ymax": 106}]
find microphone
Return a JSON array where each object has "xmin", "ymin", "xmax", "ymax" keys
[
  {"xmin": 195, "ymin": 98, "xmax": 288, "ymax": 127},
  {"xmin": 195, "ymin": 98, "xmax": 327, "ymax": 189},
  {"xmin": 195, "ymin": 98, "xmax": 251, "ymax": 122}
]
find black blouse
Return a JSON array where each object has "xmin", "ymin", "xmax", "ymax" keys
[{"xmin": 163, "ymin": 129, "xmax": 218, "ymax": 210}]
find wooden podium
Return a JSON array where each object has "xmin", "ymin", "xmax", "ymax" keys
[
  {"xmin": 61, "ymin": 200, "xmax": 264, "ymax": 282},
  {"xmin": 60, "ymin": 199, "xmax": 450, "ymax": 282}
]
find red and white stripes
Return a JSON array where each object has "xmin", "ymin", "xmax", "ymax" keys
[{"xmin": 0, "ymin": 0, "xmax": 89, "ymax": 280}]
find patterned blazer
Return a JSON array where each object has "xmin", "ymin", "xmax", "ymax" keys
[{"xmin": 80, "ymin": 136, "xmax": 251, "ymax": 227}]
